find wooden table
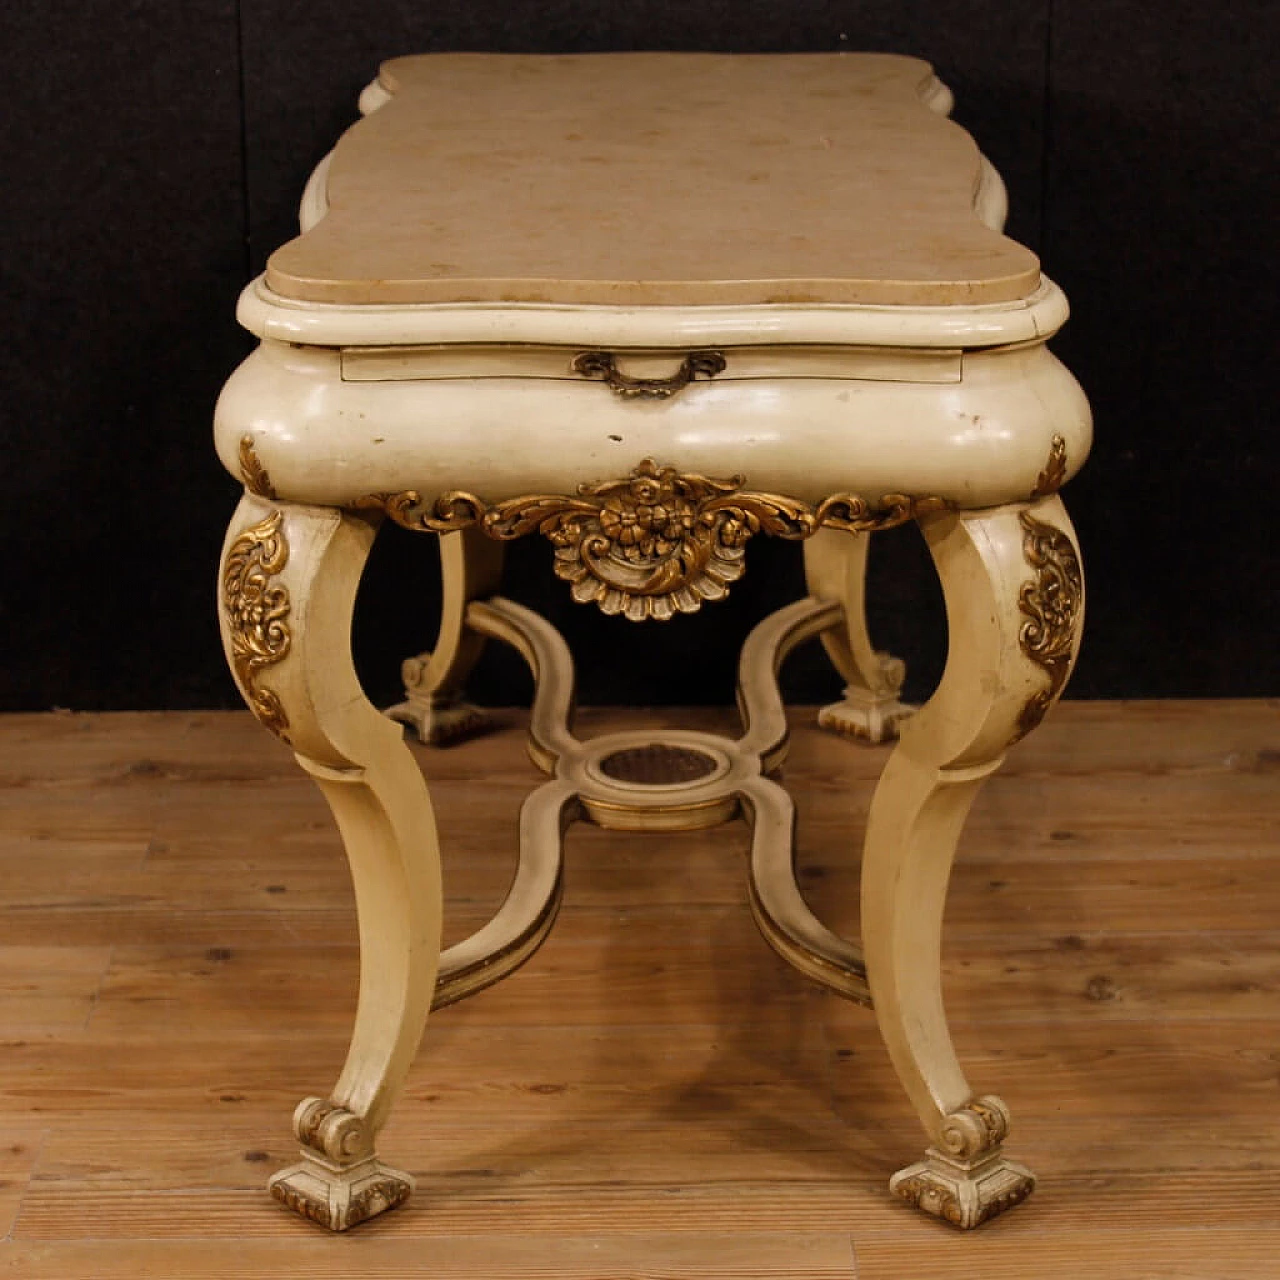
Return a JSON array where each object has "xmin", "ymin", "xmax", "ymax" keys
[{"xmin": 215, "ymin": 52, "xmax": 1089, "ymax": 1234}]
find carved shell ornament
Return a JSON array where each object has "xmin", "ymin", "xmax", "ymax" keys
[{"xmin": 356, "ymin": 459, "xmax": 949, "ymax": 622}]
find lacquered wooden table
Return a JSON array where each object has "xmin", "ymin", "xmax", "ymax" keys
[{"xmin": 215, "ymin": 53, "xmax": 1089, "ymax": 1233}]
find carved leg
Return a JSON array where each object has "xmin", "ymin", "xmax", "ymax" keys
[
  {"xmin": 219, "ymin": 496, "xmax": 444, "ymax": 1230},
  {"xmin": 388, "ymin": 526, "xmax": 504, "ymax": 745},
  {"xmin": 861, "ymin": 497, "xmax": 1083, "ymax": 1228},
  {"xmin": 804, "ymin": 528, "xmax": 912, "ymax": 743}
]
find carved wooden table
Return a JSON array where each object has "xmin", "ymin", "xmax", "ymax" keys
[{"xmin": 215, "ymin": 53, "xmax": 1089, "ymax": 1233}]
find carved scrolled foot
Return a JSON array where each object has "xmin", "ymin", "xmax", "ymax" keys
[
  {"xmin": 889, "ymin": 1095, "xmax": 1035, "ymax": 1229},
  {"xmin": 891, "ymin": 1149, "xmax": 1034, "ymax": 1230},
  {"xmin": 817, "ymin": 653, "xmax": 914, "ymax": 745},
  {"xmin": 269, "ymin": 1156, "xmax": 413, "ymax": 1232},
  {"xmin": 386, "ymin": 684, "xmax": 495, "ymax": 747},
  {"xmin": 268, "ymin": 1097, "xmax": 414, "ymax": 1231}
]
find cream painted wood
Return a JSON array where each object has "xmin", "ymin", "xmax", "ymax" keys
[
  {"xmin": 387, "ymin": 528, "xmax": 503, "ymax": 746},
  {"xmin": 339, "ymin": 342, "xmax": 964, "ymax": 385},
  {"xmin": 735, "ymin": 597, "xmax": 847, "ymax": 773},
  {"xmin": 215, "ymin": 341, "xmax": 1089, "ymax": 514},
  {"xmin": 804, "ymin": 529, "xmax": 914, "ymax": 744},
  {"xmin": 862, "ymin": 496, "xmax": 1083, "ymax": 1228},
  {"xmin": 430, "ymin": 777, "xmax": 574, "ymax": 1009},
  {"xmin": 267, "ymin": 54, "xmax": 1039, "ymax": 308},
  {"xmin": 236, "ymin": 273, "xmax": 1069, "ymax": 351},
  {"xmin": 217, "ymin": 496, "xmax": 443, "ymax": 1230}
]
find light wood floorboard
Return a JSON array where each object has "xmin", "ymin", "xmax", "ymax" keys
[{"xmin": 0, "ymin": 701, "xmax": 1276, "ymax": 1277}]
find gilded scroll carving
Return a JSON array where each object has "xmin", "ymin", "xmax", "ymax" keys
[
  {"xmin": 222, "ymin": 510, "xmax": 292, "ymax": 740},
  {"xmin": 1031, "ymin": 434, "xmax": 1067, "ymax": 499},
  {"xmin": 294, "ymin": 1097, "xmax": 373, "ymax": 1163},
  {"xmin": 892, "ymin": 1171, "xmax": 970, "ymax": 1227},
  {"xmin": 357, "ymin": 459, "xmax": 948, "ymax": 621},
  {"xmin": 939, "ymin": 1095, "xmax": 1011, "ymax": 1161},
  {"xmin": 1016, "ymin": 509, "xmax": 1083, "ymax": 736},
  {"xmin": 238, "ymin": 435, "xmax": 278, "ymax": 500},
  {"xmin": 343, "ymin": 1177, "xmax": 412, "ymax": 1228}
]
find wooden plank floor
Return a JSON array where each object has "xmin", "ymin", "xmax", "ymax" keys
[{"xmin": 0, "ymin": 701, "xmax": 1276, "ymax": 1278}]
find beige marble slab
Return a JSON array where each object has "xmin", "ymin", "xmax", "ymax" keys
[{"xmin": 266, "ymin": 53, "xmax": 1041, "ymax": 308}]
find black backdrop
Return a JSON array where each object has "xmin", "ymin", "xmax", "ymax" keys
[{"xmin": 2, "ymin": 2, "xmax": 1276, "ymax": 713}]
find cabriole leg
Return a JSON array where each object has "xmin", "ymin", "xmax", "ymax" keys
[
  {"xmin": 219, "ymin": 495, "xmax": 444, "ymax": 1230},
  {"xmin": 389, "ymin": 526, "xmax": 504, "ymax": 745},
  {"xmin": 861, "ymin": 498, "xmax": 1083, "ymax": 1228},
  {"xmin": 804, "ymin": 527, "xmax": 912, "ymax": 743}
]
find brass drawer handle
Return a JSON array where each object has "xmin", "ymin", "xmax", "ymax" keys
[{"xmin": 570, "ymin": 350, "xmax": 726, "ymax": 399}]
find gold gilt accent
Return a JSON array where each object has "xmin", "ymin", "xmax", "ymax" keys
[
  {"xmin": 1030, "ymin": 434, "xmax": 1067, "ymax": 499},
  {"xmin": 238, "ymin": 435, "xmax": 277, "ymax": 500},
  {"xmin": 270, "ymin": 1180, "xmax": 335, "ymax": 1229},
  {"xmin": 1016, "ymin": 510, "xmax": 1083, "ymax": 737},
  {"xmin": 294, "ymin": 1098, "xmax": 372, "ymax": 1162},
  {"xmin": 940, "ymin": 1096, "xmax": 1011, "ymax": 1160},
  {"xmin": 222, "ymin": 510, "xmax": 292, "ymax": 739},
  {"xmin": 893, "ymin": 1168, "xmax": 1033, "ymax": 1229},
  {"xmin": 892, "ymin": 1172, "xmax": 969, "ymax": 1227},
  {"xmin": 344, "ymin": 1177, "xmax": 412, "ymax": 1228},
  {"xmin": 268, "ymin": 1176, "xmax": 411, "ymax": 1232},
  {"xmin": 356, "ymin": 459, "xmax": 949, "ymax": 621}
]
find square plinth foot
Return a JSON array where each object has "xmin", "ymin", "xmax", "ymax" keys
[
  {"xmin": 817, "ymin": 686, "xmax": 914, "ymax": 745},
  {"xmin": 890, "ymin": 1148, "xmax": 1035, "ymax": 1229},
  {"xmin": 386, "ymin": 695, "xmax": 494, "ymax": 747},
  {"xmin": 268, "ymin": 1155, "xmax": 414, "ymax": 1231}
]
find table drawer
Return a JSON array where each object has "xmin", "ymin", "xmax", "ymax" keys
[{"xmin": 340, "ymin": 343, "xmax": 963, "ymax": 386}]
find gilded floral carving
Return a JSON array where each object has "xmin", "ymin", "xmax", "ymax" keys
[
  {"xmin": 357, "ymin": 459, "xmax": 948, "ymax": 621},
  {"xmin": 1016, "ymin": 510, "xmax": 1083, "ymax": 736},
  {"xmin": 221, "ymin": 510, "xmax": 292, "ymax": 740},
  {"xmin": 344, "ymin": 1176, "xmax": 412, "ymax": 1228},
  {"xmin": 893, "ymin": 1169, "xmax": 1032, "ymax": 1229}
]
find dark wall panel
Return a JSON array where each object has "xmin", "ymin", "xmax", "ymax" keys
[
  {"xmin": 1044, "ymin": 1, "xmax": 1279, "ymax": 696},
  {"xmin": 0, "ymin": 2, "xmax": 248, "ymax": 710}
]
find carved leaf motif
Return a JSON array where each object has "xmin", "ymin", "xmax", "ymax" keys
[
  {"xmin": 481, "ymin": 495, "xmax": 599, "ymax": 541},
  {"xmin": 344, "ymin": 1177, "xmax": 411, "ymax": 1228},
  {"xmin": 893, "ymin": 1174, "xmax": 967, "ymax": 1227},
  {"xmin": 1031, "ymin": 434, "xmax": 1068, "ymax": 499},
  {"xmin": 351, "ymin": 489, "xmax": 484, "ymax": 532},
  {"xmin": 222, "ymin": 510, "xmax": 291, "ymax": 739},
  {"xmin": 238, "ymin": 435, "xmax": 277, "ymax": 500},
  {"xmin": 1016, "ymin": 510, "xmax": 1083, "ymax": 736}
]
